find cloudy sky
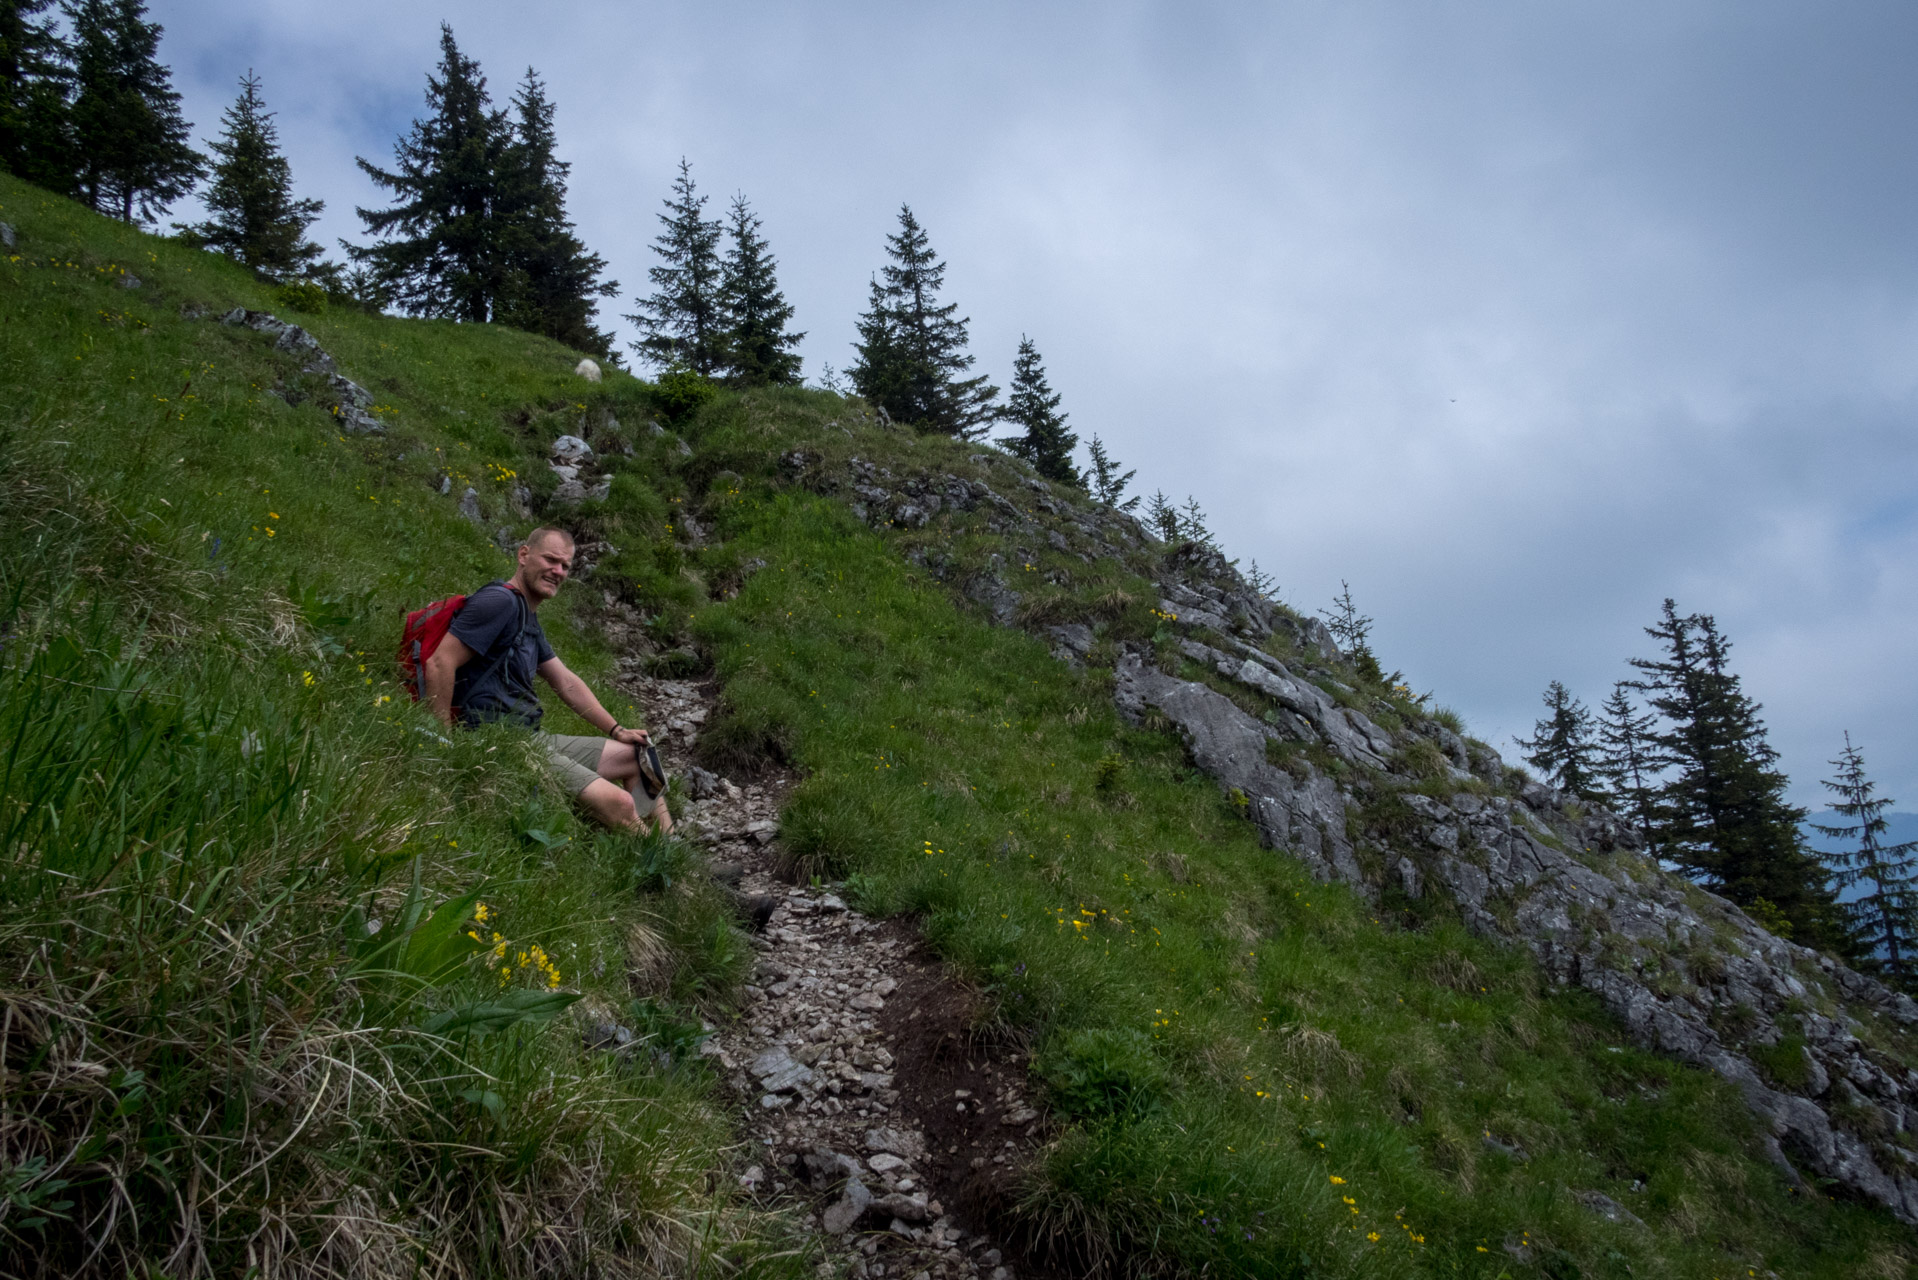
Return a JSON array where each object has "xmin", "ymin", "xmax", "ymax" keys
[{"xmin": 156, "ymin": 1, "xmax": 1918, "ymax": 809}]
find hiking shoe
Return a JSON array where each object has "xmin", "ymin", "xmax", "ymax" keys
[
  {"xmin": 635, "ymin": 743, "xmax": 668, "ymax": 800},
  {"xmin": 707, "ymin": 861, "xmax": 746, "ymax": 886}
]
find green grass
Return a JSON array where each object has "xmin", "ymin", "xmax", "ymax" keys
[
  {"xmin": 3, "ymin": 172, "xmax": 1915, "ymax": 1279},
  {"xmin": 0, "ymin": 176, "xmax": 802, "ymax": 1278}
]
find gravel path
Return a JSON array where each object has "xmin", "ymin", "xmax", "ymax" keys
[{"xmin": 622, "ymin": 673, "xmax": 1044, "ymax": 1280}]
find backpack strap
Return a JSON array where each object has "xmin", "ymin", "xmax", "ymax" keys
[{"xmin": 459, "ymin": 580, "xmax": 532, "ymax": 707}]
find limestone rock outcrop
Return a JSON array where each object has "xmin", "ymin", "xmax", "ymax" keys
[
  {"xmin": 1111, "ymin": 555, "xmax": 1918, "ymax": 1224},
  {"xmin": 216, "ymin": 308, "xmax": 382, "ymax": 433}
]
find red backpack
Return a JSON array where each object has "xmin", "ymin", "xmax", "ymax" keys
[{"xmin": 398, "ymin": 581, "xmax": 524, "ymax": 705}]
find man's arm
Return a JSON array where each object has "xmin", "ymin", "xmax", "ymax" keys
[
  {"xmin": 538, "ymin": 656, "xmax": 648, "ymax": 742},
  {"xmin": 424, "ymin": 632, "xmax": 477, "ymax": 727}
]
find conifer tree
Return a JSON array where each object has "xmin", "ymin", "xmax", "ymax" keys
[
  {"xmin": 717, "ymin": 192, "xmax": 803, "ymax": 385},
  {"xmin": 1178, "ymin": 496, "xmax": 1213, "ymax": 545},
  {"xmin": 1084, "ymin": 434, "xmax": 1139, "ymax": 511},
  {"xmin": 66, "ymin": 0, "xmax": 201, "ymax": 223},
  {"xmin": 814, "ymin": 361, "xmax": 849, "ymax": 395},
  {"xmin": 848, "ymin": 205, "xmax": 999, "ymax": 437},
  {"xmin": 1516, "ymin": 681, "xmax": 1600, "ymax": 798},
  {"xmin": 1629, "ymin": 600, "xmax": 1840, "ymax": 944},
  {"xmin": 1002, "ymin": 336, "xmax": 1078, "ymax": 484},
  {"xmin": 1595, "ymin": 682, "xmax": 1664, "ymax": 844},
  {"xmin": 353, "ymin": 25, "xmax": 517, "ymax": 322},
  {"xmin": 0, "ymin": 0, "xmax": 75, "ymax": 192},
  {"xmin": 493, "ymin": 69, "xmax": 617, "ymax": 356},
  {"xmin": 849, "ymin": 276, "xmax": 906, "ymax": 412},
  {"xmin": 1318, "ymin": 581, "xmax": 1373, "ymax": 656},
  {"xmin": 1319, "ymin": 580, "xmax": 1384, "ymax": 681},
  {"xmin": 1813, "ymin": 735, "xmax": 1918, "ymax": 986},
  {"xmin": 177, "ymin": 72, "xmax": 324, "ymax": 280},
  {"xmin": 1145, "ymin": 490, "xmax": 1178, "ymax": 542},
  {"xmin": 626, "ymin": 159, "xmax": 725, "ymax": 374},
  {"xmin": 1245, "ymin": 559, "xmax": 1279, "ymax": 602}
]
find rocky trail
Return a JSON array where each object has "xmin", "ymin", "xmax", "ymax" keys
[{"xmin": 621, "ymin": 671, "xmax": 1047, "ymax": 1280}]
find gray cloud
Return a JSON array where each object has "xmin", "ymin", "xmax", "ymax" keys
[{"xmin": 157, "ymin": 0, "xmax": 1918, "ymax": 804}]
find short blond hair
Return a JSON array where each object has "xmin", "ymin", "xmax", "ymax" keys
[{"xmin": 521, "ymin": 526, "xmax": 576, "ymax": 551}]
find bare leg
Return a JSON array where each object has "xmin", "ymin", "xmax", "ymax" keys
[
  {"xmin": 592, "ymin": 738, "xmax": 672, "ymax": 834},
  {"xmin": 579, "ymin": 778, "xmax": 640, "ymax": 829}
]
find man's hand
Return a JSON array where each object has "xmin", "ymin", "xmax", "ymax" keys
[{"xmin": 610, "ymin": 724, "xmax": 651, "ymax": 746}]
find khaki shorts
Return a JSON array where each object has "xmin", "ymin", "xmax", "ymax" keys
[{"xmin": 539, "ymin": 733, "xmax": 607, "ymax": 796}]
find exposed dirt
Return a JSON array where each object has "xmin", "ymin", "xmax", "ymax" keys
[{"xmin": 619, "ymin": 671, "xmax": 1052, "ymax": 1280}]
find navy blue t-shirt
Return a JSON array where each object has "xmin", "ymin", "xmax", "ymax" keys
[{"xmin": 448, "ymin": 582, "xmax": 554, "ymax": 728}]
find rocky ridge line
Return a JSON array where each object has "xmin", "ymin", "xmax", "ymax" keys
[{"xmin": 783, "ymin": 444, "xmax": 1918, "ymax": 1225}]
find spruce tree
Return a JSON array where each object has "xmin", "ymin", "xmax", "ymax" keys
[
  {"xmin": 177, "ymin": 72, "xmax": 324, "ymax": 280},
  {"xmin": 1003, "ymin": 336, "xmax": 1079, "ymax": 485},
  {"xmin": 0, "ymin": 0, "xmax": 75, "ymax": 192},
  {"xmin": 1318, "ymin": 581, "xmax": 1374, "ymax": 655},
  {"xmin": 66, "ymin": 0, "xmax": 201, "ymax": 223},
  {"xmin": 1595, "ymin": 682, "xmax": 1664, "ymax": 844},
  {"xmin": 848, "ymin": 205, "xmax": 999, "ymax": 437},
  {"xmin": 814, "ymin": 361, "xmax": 850, "ymax": 395},
  {"xmin": 493, "ymin": 69, "xmax": 617, "ymax": 356},
  {"xmin": 625, "ymin": 158, "xmax": 725, "ymax": 374},
  {"xmin": 1515, "ymin": 681, "xmax": 1600, "ymax": 798},
  {"xmin": 1084, "ymin": 434, "xmax": 1139, "ymax": 511},
  {"xmin": 1245, "ymin": 559, "xmax": 1279, "ymax": 602},
  {"xmin": 352, "ymin": 24, "xmax": 511, "ymax": 322},
  {"xmin": 849, "ymin": 277, "xmax": 907, "ymax": 414},
  {"xmin": 1178, "ymin": 496, "xmax": 1213, "ymax": 545},
  {"xmin": 717, "ymin": 193, "xmax": 803, "ymax": 385},
  {"xmin": 1813, "ymin": 735, "xmax": 1918, "ymax": 986},
  {"xmin": 1629, "ymin": 600, "xmax": 1840, "ymax": 944},
  {"xmin": 1145, "ymin": 490, "xmax": 1178, "ymax": 542},
  {"xmin": 1319, "ymin": 580, "xmax": 1383, "ymax": 681}
]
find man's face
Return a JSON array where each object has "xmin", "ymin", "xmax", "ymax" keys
[{"xmin": 518, "ymin": 535, "xmax": 574, "ymax": 601}]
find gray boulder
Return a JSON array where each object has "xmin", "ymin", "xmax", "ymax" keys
[
  {"xmin": 963, "ymin": 568, "xmax": 1021, "ymax": 626},
  {"xmin": 551, "ymin": 434, "xmax": 592, "ymax": 462},
  {"xmin": 326, "ymin": 375, "xmax": 382, "ymax": 434},
  {"xmin": 274, "ymin": 324, "xmax": 330, "ymax": 372},
  {"xmin": 1045, "ymin": 623, "xmax": 1095, "ymax": 665}
]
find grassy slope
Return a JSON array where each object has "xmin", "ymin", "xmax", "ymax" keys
[
  {"xmin": 679, "ymin": 406, "xmax": 1915, "ymax": 1280},
  {"xmin": 2, "ymin": 175, "xmax": 1913, "ymax": 1279},
  {"xmin": 0, "ymin": 175, "xmax": 788, "ymax": 1278}
]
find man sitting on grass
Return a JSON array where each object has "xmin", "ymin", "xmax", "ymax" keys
[{"xmin": 425, "ymin": 526, "xmax": 672, "ymax": 833}]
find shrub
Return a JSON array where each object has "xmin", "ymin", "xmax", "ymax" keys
[
  {"xmin": 652, "ymin": 365, "xmax": 719, "ymax": 425},
  {"xmin": 273, "ymin": 279, "xmax": 328, "ymax": 314}
]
